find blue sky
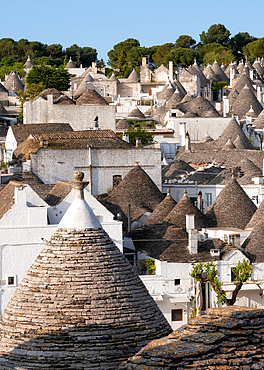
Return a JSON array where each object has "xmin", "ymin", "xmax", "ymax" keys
[{"xmin": 1, "ymin": 0, "xmax": 263, "ymax": 65}]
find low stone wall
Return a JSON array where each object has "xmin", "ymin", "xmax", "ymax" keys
[{"xmin": 120, "ymin": 306, "xmax": 264, "ymax": 369}]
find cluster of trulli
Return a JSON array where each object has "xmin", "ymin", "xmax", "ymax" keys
[{"xmin": 0, "ymin": 171, "xmax": 171, "ymax": 370}]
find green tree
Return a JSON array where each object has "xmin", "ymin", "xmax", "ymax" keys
[
  {"xmin": 175, "ymin": 35, "xmax": 196, "ymax": 49},
  {"xmin": 26, "ymin": 65, "xmax": 71, "ymax": 91},
  {"xmin": 165, "ymin": 47, "xmax": 198, "ymax": 68},
  {"xmin": 200, "ymin": 24, "xmax": 231, "ymax": 47},
  {"xmin": 190, "ymin": 259, "xmax": 253, "ymax": 307},
  {"xmin": 107, "ymin": 38, "xmax": 140, "ymax": 69},
  {"xmin": 152, "ymin": 43, "xmax": 174, "ymax": 66},
  {"xmin": 203, "ymin": 46, "xmax": 235, "ymax": 66},
  {"xmin": 243, "ymin": 37, "xmax": 264, "ymax": 61},
  {"xmin": 125, "ymin": 127, "xmax": 154, "ymax": 146}
]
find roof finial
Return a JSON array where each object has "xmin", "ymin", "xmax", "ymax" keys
[
  {"xmin": 71, "ymin": 171, "xmax": 88, "ymax": 200},
  {"xmin": 167, "ymin": 188, "xmax": 170, "ymax": 194},
  {"xmin": 183, "ymin": 189, "xmax": 187, "ymax": 195},
  {"xmin": 231, "ymin": 168, "xmax": 235, "ymax": 178},
  {"xmin": 135, "ymin": 161, "xmax": 140, "ymax": 166}
]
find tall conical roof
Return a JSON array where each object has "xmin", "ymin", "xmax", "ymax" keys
[
  {"xmin": 109, "ymin": 72, "xmax": 120, "ymax": 82},
  {"xmin": 211, "ymin": 60, "xmax": 229, "ymax": 83},
  {"xmin": 73, "ymin": 73, "xmax": 94, "ymax": 98},
  {"xmin": 203, "ymin": 64, "xmax": 218, "ymax": 82},
  {"xmin": 222, "ymin": 138, "xmax": 235, "ymax": 150},
  {"xmin": 242, "ymin": 220, "xmax": 264, "ymax": 262},
  {"xmin": 246, "ymin": 199, "xmax": 264, "ymax": 230},
  {"xmin": 253, "ymin": 60, "xmax": 264, "ymax": 76},
  {"xmin": 76, "ymin": 89, "xmax": 109, "ymax": 105},
  {"xmin": 126, "ymin": 69, "xmax": 140, "ymax": 83},
  {"xmin": 171, "ymin": 79, "xmax": 187, "ymax": 97},
  {"xmin": 143, "ymin": 190, "xmax": 176, "ymax": 226},
  {"xmin": 24, "ymin": 55, "xmax": 34, "ymax": 69},
  {"xmin": 225, "ymin": 62, "xmax": 238, "ymax": 78},
  {"xmin": 0, "ymin": 172, "xmax": 171, "ymax": 369},
  {"xmin": 177, "ymin": 95, "xmax": 220, "ymax": 118},
  {"xmin": 157, "ymin": 83, "xmax": 175, "ymax": 100},
  {"xmin": 236, "ymin": 61, "xmax": 245, "ymax": 74},
  {"xmin": 253, "ymin": 109, "xmax": 264, "ymax": 129},
  {"xmin": 216, "ymin": 116, "xmax": 254, "ymax": 149},
  {"xmin": 4, "ymin": 71, "xmax": 24, "ymax": 93},
  {"xmin": 233, "ymin": 73, "xmax": 256, "ymax": 94},
  {"xmin": 66, "ymin": 57, "xmax": 77, "ymax": 68},
  {"xmin": 228, "ymin": 87, "xmax": 239, "ymax": 106},
  {"xmin": 162, "ymin": 159, "xmax": 194, "ymax": 181},
  {"xmin": 107, "ymin": 165, "xmax": 164, "ymax": 220},
  {"xmin": 164, "ymin": 191, "xmax": 208, "ymax": 230},
  {"xmin": 0, "ymin": 81, "xmax": 8, "ymax": 93},
  {"xmin": 116, "ymin": 118, "xmax": 131, "ymax": 130},
  {"xmin": 238, "ymin": 158, "xmax": 261, "ymax": 176},
  {"xmin": 166, "ymin": 87, "xmax": 184, "ymax": 108},
  {"xmin": 199, "ymin": 133, "xmax": 214, "ymax": 143},
  {"xmin": 191, "ymin": 62, "xmax": 209, "ymax": 88},
  {"xmin": 232, "ymin": 84, "xmax": 263, "ymax": 119},
  {"xmin": 205, "ymin": 176, "xmax": 257, "ymax": 229},
  {"xmin": 127, "ymin": 107, "xmax": 145, "ymax": 119}
]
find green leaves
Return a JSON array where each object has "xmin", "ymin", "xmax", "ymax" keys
[
  {"xmin": 124, "ymin": 127, "xmax": 154, "ymax": 146},
  {"xmin": 26, "ymin": 65, "xmax": 71, "ymax": 91}
]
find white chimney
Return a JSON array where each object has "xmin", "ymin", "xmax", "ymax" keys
[
  {"xmin": 186, "ymin": 214, "xmax": 195, "ymax": 232},
  {"xmin": 188, "ymin": 229, "xmax": 198, "ymax": 254},
  {"xmin": 123, "ymin": 133, "xmax": 129, "ymax": 143},
  {"xmin": 179, "ymin": 122, "xmax": 186, "ymax": 146}
]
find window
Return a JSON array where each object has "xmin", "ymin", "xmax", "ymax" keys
[
  {"xmin": 205, "ymin": 193, "xmax": 212, "ymax": 208},
  {"xmin": 171, "ymin": 309, "xmax": 183, "ymax": 321},
  {"xmin": 231, "ymin": 268, "xmax": 236, "ymax": 282},
  {"xmin": 113, "ymin": 175, "xmax": 122, "ymax": 188},
  {"xmin": 174, "ymin": 279, "xmax": 181, "ymax": 286},
  {"xmin": 6, "ymin": 275, "xmax": 16, "ymax": 286}
]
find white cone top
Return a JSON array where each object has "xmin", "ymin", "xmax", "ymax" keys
[
  {"xmin": 58, "ymin": 171, "xmax": 102, "ymax": 230},
  {"xmin": 58, "ymin": 198, "xmax": 102, "ymax": 230}
]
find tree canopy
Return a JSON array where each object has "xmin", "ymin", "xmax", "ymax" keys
[{"xmin": 26, "ymin": 65, "xmax": 71, "ymax": 91}]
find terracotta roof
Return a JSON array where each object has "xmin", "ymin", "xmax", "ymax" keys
[
  {"xmin": 44, "ymin": 181, "xmax": 72, "ymax": 206},
  {"xmin": 116, "ymin": 118, "xmax": 132, "ymax": 130},
  {"xmin": 4, "ymin": 71, "xmax": 24, "ymax": 93},
  {"xmin": 76, "ymin": 89, "xmax": 109, "ymax": 105},
  {"xmin": 205, "ymin": 176, "xmax": 257, "ymax": 228},
  {"xmin": 215, "ymin": 116, "xmax": 254, "ymax": 149},
  {"xmin": 143, "ymin": 190, "xmax": 176, "ymax": 226},
  {"xmin": 165, "ymin": 192, "xmax": 208, "ymax": 230},
  {"xmin": 14, "ymin": 130, "xmax": 133, "ymax": 159},
  {"xmin": 126, "ymin": 69, "xmax": 140, "ymax": 83},
  {"xmin": 0, "ymin": 222, "xmax": 171, "ymax": 367},
  {"xmin": 127, "ymin": 107, "xmax": 145, "ymax": 119},
  {"xmin": 106, "ymin": 165, "xmax": 164, "ymax": 221},
  {"xmin": 232, "ymin": 84, "xmax": 263, "ymax": 120},
  {"xmin": 10, "ymin": 123, "xmax": 73, "ymax": 146}
]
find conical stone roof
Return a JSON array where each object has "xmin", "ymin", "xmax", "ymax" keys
[
  {"xmin": 0, "ymin": 172, "xmax": 171, "ymax": 369},
  {"xmin": 164, "ymin": 191, "xmax": 208, "ymax": 230},
  {"xmin": 211, "ymin": 60, "xmax": 229, "ymax": 83},
  {"xmin": 0, "ymin": 82, "xmax": 8, "ymax": 93},
  {"xmin": 199, "ymin": 133, "xmax": 214, "ymax": 143},
  {"xmin": 216, "ymin": 116, "xmax": 254, "ymax": 149},
  {"xmin": 143, "ymin": 190, "xmax": 177, "ymax": 226},
  {"xmin": 162, "ymin": 159, "xmax": 194, "ymax": 181},
  {"xmin": 73, "ymin": 73, "xmax": 95, "ymax": 98},
  {"xmin": 109, "ymin": 72, "xmax": 120, "ymax": 83},
  {"xmin": 4, "ymin": 71, "xmax": 24, "ymax": 93},
  {"xmin": 127, "ymin": 107, "xmax": 145, "ymax": 119},
  {"xmin": 171, "ymin": 79, "xmax": 187, "ymax": 97},
  {"xmin": 253, "ymin": 109, "xmax": 264, "ymax": 129},
  {"xmin": 166, "ymin": 88, "xmax": 184, "ymax": 109},
  {"xmin": 126, "ymin": 69, "xmax": 140, "ymax": 83},
  {"xmin": 242, "ymin": 220, "xmax": 264, "ymax": 262},
  {"xmin": 24, "ymin": 56, "xmax": 34, "ymax": 69},
  {"xmin": 236, "ymin": 61, "xmax": 245, "ymax": 74},
  {"xmin": 233, "ymin": 73, "xmax": 256, "ymax": 95},
  {"xmin": 246, "ymin": 199, "xmax": 264, "ymax": 230},
  {"xmin": 238, "ymin": 158, "xmax": 261, "ymax": 176},
  {"xmin": 203, "ymin": 64, "xmax": 218, "ymax": 82},
  {"xmin": 107, "ymin": 165, "xmax": 164, "ymax": 220},
  {"xmin": 205, "ymin": 176, "xmax": 257, "ymax": 229},
  {"xmin": 116, "ymin": 118, "xmax": 131, "ymax": 130},
  {"xmin": 177, "ymin": 95, "xmax": 220, "ymax": 118},
  {"xmin": 76, "ymin": 89, "xmax": 109, "ymax": 105},
  {"xmin": 66, "ymin": 57, "xmax": 77, "ymax": 68},
  {"xmin": 222, "ymin": 138, "xmax": 235, "ymax": 150},
  {"xmin": 233, "ymin": 135, "xmax": 246, "ymax": 149},
  {"xmin": 157, "ymin": 83, "xmax": 175, "ymax": 100},
  {"xmin": 0, "ymin": 104, "xmax": 8, "ymax": 115},
  {"xmin": 232, "ymin": 84, "xmax": 263, "ymax": 119}
]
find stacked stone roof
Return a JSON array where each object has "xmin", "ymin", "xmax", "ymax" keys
[
  {"xmin": 109, "ymin": 72, "xmax": 120, "ymax": 82},
  {"xmin": 116, "ymin": 118, "xmax": 131, "ymax": 130},
  {"xmin": 120, "ymin": 307, "xmax": 264, "ymax": 369},
  {"xmin": 44, "ymin": 181, "xmax": 72, "ymax": 206},
  {"xmin": 106, "ymin": 164, "xmax": 164, "ymax": 221},
  {"xmin": 222, "ymin": 138, "xmax": 235, "ymax": 150},
  {"xmin": 73, "ymin": 74, "xmax": 95, "ymax": 98},
  {"xmin": 24, "ymin": 56, "xmax": 34, "ymax": 69},
  {"xmin": 126, "ymin": 69, "xmax": 140, "ymax": 83},
  {"xmin": 203, "ymin": 64, "xmax": 218, "ymax": 82},
  {"xmin": 4, "ymin": 71, "xmax": 24, "ymax": 93},
  {"xmin": 171, "ymin": 79, "xmax": 187, "ymax": 97},
  {"xmin": 215, "ymin": 116, "xmax": 254, "ymax": 149},
  {"xmin": 0, "ymin": 104, "xmax": 8, "ymax": 115},
  {"xmin": 176, "ymin": 95, "xmax": 221, "ymax": 118},
  {"xmin": 205, "ymin": 176, "xmax": 257, "ymax": 228},
  {"xmin": 143, "ymin": 190, "xmax": 176, "ymax": 226},
  {"xmin": 211, "ymin": 60, "xmax": 229, "ymax": 83},
  {"xmin": 166, "ymin": 87, "xmax": 184, "ymax": 109},
  {"xmin": 246, "ymin": 198, "xmax": 264, "ymax": 230},
  {"xmin": 127, "ymin": 107, "xmax": 145, "ymax": 119},
  {"xmin": 162, "ymin": 159, "xmax": 194, "ymax": 181},
  {"xmin": 65, "ymin": 57, "xmax": 77, "ymax": 68},
  {"xmin": 253, "ymin": 109, "xmax": 264, "ymax": 129},
  {"xmin": 157, "ymin": 83, "xmax": 175, "ymax": 100},
  {"xmin": 0, "ymin": 173, "xmax": 171, "ymax": 369},
  {"xmin": 232, "ymin": 84, "xmax": 263, "ymax": 119},
  {"xmin": 242, "ymin": 220, "xmax": 264, "ymax": 262},
  {"xmin": 232, "ymin": 73, "xmax": 256, "ymax": 95},
  {"xmin": 76, "ymin": 89, "xmax": 109, "ymax": 105},
  {"xmin": 165, "ymin": 191, "xmax": 208, "ymax": 230},
  {"xmin": 0, "ymin": 82, "xmax": 8, "ymax": 93}
]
